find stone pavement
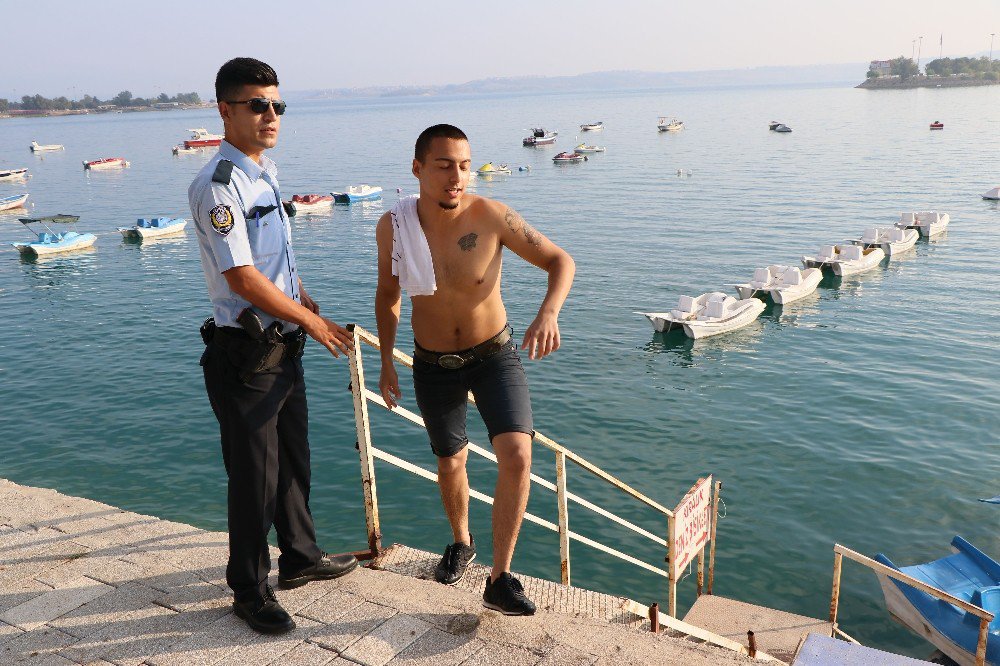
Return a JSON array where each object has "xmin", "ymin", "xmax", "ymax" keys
[{"xmin": 0, "ymin": 479, "xmax": 754, "ymax": 665}]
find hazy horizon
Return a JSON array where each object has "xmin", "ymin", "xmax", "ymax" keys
[{"xmin": 4, "ymin": 0, "xmax": 999, "ymax": 100}]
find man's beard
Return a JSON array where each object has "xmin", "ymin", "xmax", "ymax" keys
[{"xmin": 438, "ymin": 200, "xmax": 460, "ymax": 210}]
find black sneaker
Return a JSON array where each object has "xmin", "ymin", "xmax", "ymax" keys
[
  {"xmin": 232, "ymin": 585, "xmax": 296, "ymax": 634},
  {"xmin": 483, "ymin": 572, "xmax": 536, "ymax": 616},
  {"xmin": 434, "ymin": 535, "xmax": 476, "ymax": 585},
  {"xmin": 278, "ymin": 553, "xmax": 358, "ymax": 589}
]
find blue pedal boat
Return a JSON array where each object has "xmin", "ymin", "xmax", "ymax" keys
[
  {"xmin": 12, "ymin": 230, "xmax": 96, "ymax": 256},
  {"xmin": 875, "ymin": 536, "xmax": 1000, "ymax": 665},
  {"xmin": 332, "ymin": 185, "xmax": 382, "ymax": 203},
  {"xmin": 117, "ymin": 217, "xmax": 187, "ymax": 240}
]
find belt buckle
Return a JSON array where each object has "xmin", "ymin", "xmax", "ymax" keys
[{"xmin": 438, "ymin": 354, "xmax": 465, "ymax": 370}]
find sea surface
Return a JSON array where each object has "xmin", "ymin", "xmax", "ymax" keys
[{"xmin": 1, "ymin": 83, "xmax": 998, "ymax": 659}]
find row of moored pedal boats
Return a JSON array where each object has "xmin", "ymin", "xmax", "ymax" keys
[{"xmin": 638, "ymin": 211, "xmax": 950, "ymax": 340}]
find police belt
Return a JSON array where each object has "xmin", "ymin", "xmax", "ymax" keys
[
  {"xmin": 214, "ymin": 326, "xmax": 306, "ymax": 364},
  {"xmin": 412, "ymin": 325, "xmax": 512, "ymax": 370}
]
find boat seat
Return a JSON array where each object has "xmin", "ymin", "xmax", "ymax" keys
[
  {"xmin": 704, "ymin": 300, "xmax": 726, "ymax": 319},
  {"xmin": 840, "ymin": 245, "xmax": 863, "ymax": 261},
  {"xmin": 706, "ymin": 292, "xmax": 728, "ymax": 303},
  {"xmin": 677, "ymin": 295, "xmax": 698, "ymax": 312},
  {"xmin": 781, "ymin": 267, "xmax": 803, "ymax": 286},
  {"xmin": 899, "ymin": 212, "xmax": 917, "ymax": 225},
  {"xmin": 886, "ymin": 228, "xmax": 906, "ymax": 242},
  {"xmin": 818, "ymin": 245, "xmax": 838, "ymax": 260},
  {"xmin": 862, "ymin": 228, "xmax": 881, "ymax": 243},
  {"xmin": 750, "ymin": 268, "xmax": 771, "ymax": 288},
  {"xmin": 965, "ymin": 587, "xmax": 1000, "ymax": 630},
  {"xmin": 916, "ymin": 211, "xmax": 940, "ymax": 223}
]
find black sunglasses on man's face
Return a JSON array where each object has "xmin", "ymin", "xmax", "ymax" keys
[{"xmin": 226, "ymin": 98, "xmax": 286, "ymax": 116}]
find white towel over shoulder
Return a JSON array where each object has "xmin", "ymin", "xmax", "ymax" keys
[{"xmin": 391, "ymin": 195, "xmax": 436, "ymax": 296}]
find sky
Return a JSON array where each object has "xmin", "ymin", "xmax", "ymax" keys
[{"xmin": 3, "ymin": 0, "xmax": 1000, "ymax": 99}]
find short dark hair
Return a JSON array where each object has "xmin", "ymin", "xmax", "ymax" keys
[
  {"xmin": 215, "ymin": 58, "xmax": 279, "ymax": 102},
  {"xmin": 414, "ymin": 124, "xmax": 468, "ymax": 161}
]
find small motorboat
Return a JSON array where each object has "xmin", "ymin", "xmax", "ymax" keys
[
  {"xmin": 284, "ymin": 194, "xmax": 334, "ymax": 215},
  {"xmin": 637, "ymin": 292, "xmax": 765, "ymax": 340},
  {"xmin": 982, "ymin": 186, "xmax": 1000, "ymax": 200},
  {"xmin": 30, "ymin": 141, "xmax": 64, "ymax": 152},
  {"xmin": 874, "ymin": 536, "xmax": 999, "ymax": 666},
  {"xmin": 773, "ymin": 124, "xmax": 793, "ymax": 133},
  {"xmin": 118, "ymin": 217, "xmax": 188, "ymax": 240},
  {"xmin": 580, "ymin": 122, "xmax": 604, "ymax": 131},
  {"xmin": 768, "ymin": 121, "xmax": 782, "ymax": 130},
  {"xmin": 84, "ymin": 157, "xmax": 129, "ymax": 170},
  {"xmin": 929, "ymin": 121, "xmax": 944, "ymax": 130},
  {"xmin": 0, "ymin": 168, "xmax": 30, "ymax": 181},
  {"xmin": 332, "ymin": 185, "xmax": 383, "ymax": 203},
  {"xmin": 11, "ymin": 218, "xmax": 96, "ymax": 256},
  {"xmin": 732, "ymin": 265, "xmax": 822, "ymax": 305},
  {"xmin": 897, "ymin": 211, "xmax": 950, "ymax": 237},
  {"xmin": 476, "ymin": 162, "xmax": 512, "ymax": 175},
  {"xmin": 802, "ymin": 244, "xmax": 885, "ymax": 276},
  {"xmin": 552, "ymin": 152, "xmax": 587, "ymax": 163},
  {"xmin": 850, "ymin": 227, "xmax": 918, "ymax": 257},
  {"xmin": 19, "ymin": 214, "xmax": 80, "ymax": 224},
  {"xmin": 523, "ymin": 128, "xmax": 558, "ymax": 146},
  {"xmin": 657, "ymin": 117, "xmax": 684, "ymax": 132},
  {"xmin": 172, "ymin": 145, "xmax": 200, "ymax": 155},
  {"xmin": 0, "ymin": 194, "xmax": 29, "ymax": 211},
  {"xmin": 574, "ymin": 143, "xmax": 605, "ymax": 153},
  {"xmin": 183, "ymin": 128, "xmax": 223, "ymax": 148}
]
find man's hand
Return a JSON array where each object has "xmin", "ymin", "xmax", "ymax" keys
[
  {"xmin": 300, "ymin": 289, "xmax": 320, "ymax": 315},
  {"xmin": 302, "ymin": 314, "xmax": 353, "ymax": 358},
  {"xmin": 379, "ymin": 363, "xmax": 402, "ymax": 409},
  {"xmin": 522, "ymin": 312, "xmax": 561, "ymax": 360}
]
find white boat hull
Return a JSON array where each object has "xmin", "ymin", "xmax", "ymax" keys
[
  {"xmin": 682, "ymin": 299, "xmax": 764, "ymax": 339},
  {"xmin": 293, "ymin": 201, "xmax": 334, "ymax": 214},
  {"xmin": 0, "ymin": 195, "xmax": 29, "ymax": 211},
  {"xmin": 876, "ymin": 574, "xmax": 978, "ymax": 666},
  {"xmin": 31, "ymin": 144, "xmax": 64, "ymax": 152},
  {"xmin": 919, "ymin": 220, "xmax": 949, "ymax": 237},
  {"xmin": 14, "ymin": 236, "xmax": 97, "ymax": 256},
  {"xmin": 832, "ymin": 247, "xmax": 885, "ymax": 276},
  {"xmin": 85, "ymin": 160, "xmax": 129, "ymax": 170},
  {"xmin": 118, "ymin": 221, "xmax": 188, "ymax": 239}
]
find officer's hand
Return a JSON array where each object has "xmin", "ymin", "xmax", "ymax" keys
[
  {"xmin": 379, "ymin": 364, "xmax": 402, "ymax": 409},
  {"xmin": 301, "ymin": 291, "xmax": 320, "ymax": 315},
  {"xmin": 303, "ymin": 314, "xmax": 353, "ymax": 358}
]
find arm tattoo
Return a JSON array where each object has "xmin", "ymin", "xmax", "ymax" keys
[
  {"xmin": 458, "ymin": 232, "xmax": 478, "ymax": 251},
  {"xmin": 504, "ymin": 207, "xmax": 523, "ymax": 233},
  {"xmin": 522, "ymin": 223, "xmax": 541, "ymax": 247}
]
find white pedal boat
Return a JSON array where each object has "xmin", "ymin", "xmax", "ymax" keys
[
  {"xmin": 802, "ymin": 244, "xmax": 885, "ymax": 277},
  {"xmin": 733, "ymin": 265, "xmax": 821, "ymax": 305},
  {"xmin": 897, "ymin": 211, "xmax": 950, "ymax": 237},
  {"xmin": 637, "ymin": 292, "xmax": 765, "ymax": 340},
  {"xmin": 30, "ymin": 141, "xmax": 65, "ymax": 152},
  {"xmin": 118, "ymin": 217, "xmax": 187, "ymax": 240},
  {"xmin": 850, "ymin": 227, "xmax": 918, "ymax": 257}
]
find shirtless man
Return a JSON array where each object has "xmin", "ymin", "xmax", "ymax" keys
[{"xmin": 374, "ymin": 124, "xmax": 575, "ymax": 615}]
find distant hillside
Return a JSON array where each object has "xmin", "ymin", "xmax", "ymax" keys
[{"xmin": 287, "ymin": 64, "xmax": 865, "ymax": 101}]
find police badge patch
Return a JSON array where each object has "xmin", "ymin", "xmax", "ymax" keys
[{"xmin": 209, "ymin": 204, "xmax": 234, "ymax": 235}]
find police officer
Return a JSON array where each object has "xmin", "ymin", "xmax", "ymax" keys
[{"xmin": 189, "ymin": 57, "xmax": 357, "ymax": 635}]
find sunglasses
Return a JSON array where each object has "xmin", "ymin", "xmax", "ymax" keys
[{"xmin": 226, "ymin": 98, "xmax": 287, "ymax": 115}]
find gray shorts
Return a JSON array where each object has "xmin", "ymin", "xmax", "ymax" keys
[{"xmin": 412, "ymin": 339, "xmax": 534, "ymax": 458}]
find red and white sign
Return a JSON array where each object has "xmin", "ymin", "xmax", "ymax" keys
[{"xmin": 671, "ymin": 476, "xmax": 713, "ymax": 578}]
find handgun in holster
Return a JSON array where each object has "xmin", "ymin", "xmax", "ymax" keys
[{"xmin": 236, "ymin": 308, "xmax": 285, "ymax": 382}]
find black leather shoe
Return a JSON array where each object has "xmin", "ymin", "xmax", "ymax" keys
[
  {"xmin": 278, "ymin": 553, "xmax": 359, "ymax": 589},
  {"xmin": 434, "ymin": 535, "xmax": 476, "ymax": 585},
  {"xmin": 232, "ymin": 586, "xmax": 296, "ymax": 634}
]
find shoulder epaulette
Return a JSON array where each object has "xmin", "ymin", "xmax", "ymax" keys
[{"xmin": 212, "ymin": 160, "xmax": 235, "ymax": 185}]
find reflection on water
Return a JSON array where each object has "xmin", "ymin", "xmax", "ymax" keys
[
  {"xmin": 18, "ymin": 247, "xmax": 99, "ymax": 285},
  {"xmin": 762, "ymin": 291, "xmax": 823, "ymax": 329},
  {"xmin": 641, "ymin": 318, "xmax": 764, "ymax": 367}
]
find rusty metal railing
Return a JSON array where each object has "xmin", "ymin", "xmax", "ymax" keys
[
  {"xmin": 829, "ymin": 544, "xmax": 995, "ymax": 666},
  {"xmin": 346, "ymin": 324, "xmax": 721, "ymax": 617}
]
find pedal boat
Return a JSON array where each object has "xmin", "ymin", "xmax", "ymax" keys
[
  {"xmin": 12, "ymin": 230, "xmax": 96, "ymax": 256},
  {"xmin": 897, "ymin": 211, "xmax": 950, "ymax": 237},
  {"xmin": 802, "ymin": 244, "xmax": 885, "ymax": 277},
  {"xmin": 637, "ymin": 292, "xmax": 765, "ymax": 339},
  {"xmin": 118, "ymin": 217, "xmax": 187, "ymax": 240},
  {"xmin": 0, "ymin": 168, "xmax": 29, "ymax": 181},
  {"xmin": 332, "ymin": 185, "xmax": 383, "ymax": 203},
  {"xmin": 732, "ymin": 265, "xmax": 821, "ymax": 305},
  {"xmin": 850, "ymin": 227, "xmax": 918, "ymax": 257},
  {"xmin": 284, "ymin": 194, "xmax": 334, "ymax": 215},
  {"xmin": 0, "ymin": 194, "xmax": 29, "ymax": 211},
  {"xmin": 874, "ymin": 536, "xmax": 999, "ymax": 666},
  {"xmin": 30, "ymin": 141, "xmax": 64, "ymax": 152},
  {"xmin": 657, "ymin": 117, "xmax": 684, "ymax": 132}
]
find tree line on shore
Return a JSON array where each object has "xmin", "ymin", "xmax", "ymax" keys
[
  {"xmin": 868, "ymin": 56, "xmax": 1000, "ymax": 80},
  {"xmin": 0, "ymin": 91, "xmax": 203, "ymax": 113}
]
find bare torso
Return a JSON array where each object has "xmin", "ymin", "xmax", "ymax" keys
[{"xmin": 411, "ymin": 195, "xmax": 508, "ymax": 351}]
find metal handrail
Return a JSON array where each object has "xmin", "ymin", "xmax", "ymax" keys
[
  {"xmin": 346, "ymin": 323, "xmax": 718, "ymax": 617},
  {"xmin": 829, "ymin": 544, "xmax": 994, "ymax": 666}
]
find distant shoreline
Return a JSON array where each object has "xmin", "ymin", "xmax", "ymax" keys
[
  {"xmin": 856, "ymin": 76, "xmax": 1000, "ymax": 90},
  {"xmin": 0, "ymin": 102, "xmax": 214, "ymax": 120}
]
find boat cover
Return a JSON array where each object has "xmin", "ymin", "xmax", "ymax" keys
[{"xmin": 876, "ymin": 536, "xmax": 1000, "ymax": 664}]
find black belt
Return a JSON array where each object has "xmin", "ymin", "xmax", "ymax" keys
[
  {"xmin": 215, "ymin": 325, "xmax": 306, "ymax": 362},
  {"xmin": 413, "ymin": 325, "xmax": 513, "ymax": 369}
]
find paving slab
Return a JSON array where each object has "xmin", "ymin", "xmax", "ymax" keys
[
  {"xmin": 309, "ymin": 600, "xmax": 397, "ymax": 653},
  {"xmin": 340, "ymin": 612, "xmax": 432, "ymax": 666},
  {"xmin": 276, "ymin": 641, "xmax": 343, "ymax": 665},
  {"xmin": 0, "ymin": 625, "xmax": 78, "ymax": 664},
  {"xmin": 216, "ymin": 616, "xmax": 321, "ymax": 666},
  {"xmin": 0, "ymin": 576, "xmax": 113, "ymax": 631},
  {"xmin": 386, "ymin": 627, "xmax": 484, "ymax": 665}
]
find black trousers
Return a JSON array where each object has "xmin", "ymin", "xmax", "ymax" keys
[{"xmin": 203, "ymin": 343, "xmax": 322, "ymax": 602}]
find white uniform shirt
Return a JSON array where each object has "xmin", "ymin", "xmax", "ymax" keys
[{"xmin": 188, "ymin": 140, "xmax": 300, "ymax": 331}]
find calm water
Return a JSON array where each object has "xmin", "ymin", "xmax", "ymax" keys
[{"xmin": 1, "ymin": 84, "xmax": 998, "ymax": 659}]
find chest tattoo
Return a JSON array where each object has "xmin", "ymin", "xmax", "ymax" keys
[{"xmin": 458, "ymin": 232, "xmax": 478, "ymax": 251}]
